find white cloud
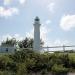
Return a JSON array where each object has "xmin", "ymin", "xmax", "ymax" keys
[
  {"xmin": 19, "ymin": 0, "xmax": 26, "ymax": 5},
  {"xmin": 35, "ymin": 0, "xmax": 50, "ymax": 5},
  {"xmin": 47, "ymin": 2, "xmax": 55, "ymax": 13},
  {"xmin": 35, "ymin": 0, "xmax": 56, "ymax": 12},
  {"xmin": 4, "ymin": 0, "xmax": 12, "ymax": 5},
  {"xmin": 13, "ymin": 34, "xmax": 25, "ymax": 41},
  {"xmin": 54, "ymin": 39, "xmax": 70, "ymax": 46},
  {"xmin": 0, "ymin": 6, "xmax": 19, "ymax": 18},
  {"xmin": 0, "ymin": 34, "xmax": 25, "ymax": 45},
  {"xmin": 0, "ymin": 34, "xmax": 12, "ymax": 45},
  {"xmin": 26, "ymin": 29, "xmax": 34, "ymax": 38},
  {"xmin": 40, "ymin": 24, "xmax": 50, "ymax": 42},
  {"xmin": 60, "ymin": 14, "xmax": 75, "ymax": 31},
  {"xmin": 4, "ymin": 0, "xmax": 27, "ymax": 6},
  {"xmin": 45, "ymin": 20, "xmax": 51, "ymax": 24},
  {"xmin": 44, "ymin": 39, "xmax": 71, "ymax": 47}
]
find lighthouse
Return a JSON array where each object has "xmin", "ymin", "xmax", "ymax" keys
[{"xmin": 33, "ymin": 17, "xmax": 41, "ymax": 51}]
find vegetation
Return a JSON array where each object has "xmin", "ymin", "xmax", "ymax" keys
[
  {"xmin": 1, "ymin": 38, "xmax": 16, "ymax": 46},
  {"xmin": 18, "ymin": 37, "xmax": 44, "ymax": 48},
  {"xmin": 0, "ymin": 49, "xmax": 75, "ymax": 75},
  {"xmin": 1, "ymin": 38, "xmax": 75, "ymax": 75},
  {"xmin": 1, "ymin": 37, "xmax": 44, "ymax": 48}
]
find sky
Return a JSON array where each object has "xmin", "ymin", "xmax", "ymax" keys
[{"xmin": 0, "ymin": 0, "xmax": 75, "ymax": 48}]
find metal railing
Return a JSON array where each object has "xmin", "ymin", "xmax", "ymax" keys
[
  {"xmin": 42, "ymin": 45, "xmax": 75, "ymax": 52},
  {"xmin": 18, "ymin": 45, "xmax": 75, "ymax": 52}
]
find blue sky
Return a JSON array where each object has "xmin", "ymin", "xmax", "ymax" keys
[{"xmin": 0, "ymin": 0, "xmax": 75, "ymax": 47}]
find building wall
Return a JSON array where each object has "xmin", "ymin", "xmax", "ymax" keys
[{"xmin": 0, "ymin": 46, "xmax": 16, "ymax": 53}]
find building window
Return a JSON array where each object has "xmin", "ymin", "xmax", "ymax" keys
[{"xmin": 6, "ymin": 48, "xmax": 8, "ymax": 52}]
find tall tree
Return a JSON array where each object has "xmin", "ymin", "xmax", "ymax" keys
[
  {"xmin": 18, "ymin": 37, "xmax": 44, "ymax": 48},
  {"xmin": 1, "ymin": 38, "xmax": 17, "ymax": 46}
]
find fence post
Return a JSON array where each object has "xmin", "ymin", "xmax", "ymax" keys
[
  {"xmin": 47, "ymin": 46, "xmax": 49, "ymax": 52},
  {"xmin": 63, "ymin": 45, "xmax": 65, "ymax": 52}
]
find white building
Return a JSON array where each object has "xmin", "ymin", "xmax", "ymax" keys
[
  {"xmin": 33, "ymin": 17, "xmax": 41, "ymax": 51},
  {"xmin": 0, "ymin": 44, "xmax": 19, "ymax": 53}
]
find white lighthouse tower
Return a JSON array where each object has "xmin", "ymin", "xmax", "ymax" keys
[{"xmin": 33, "ymin": 16, "xmax": 41, "ymax": 51}]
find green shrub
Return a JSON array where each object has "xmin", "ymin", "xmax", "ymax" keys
[
  {"xmin": 0, "ymin": 71, "xmax": 13, "ymax": 75},
  {"xmin": 16, "ymin": 63, "xmax": 27, "ymax": 75},
  {"xmin": 51, "ymin": 64, "xmax": 68, "ymax": 73}
]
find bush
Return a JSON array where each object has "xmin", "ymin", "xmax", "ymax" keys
[
  {"xmin": 0, "ymin": 71, "xmax": 14, "ymax": 75},
  {"xmin": 40, "ymin": 69, "xmax": 48, "ymax": 75},
  {"xmin": 16, "ymin": 63, "xmax": 27, "ymax": 75},
  {"xmin": 1, "ymin": 50, "xmax": 75, "ymax": 74},
  {"xmin": 51, "ymin": 64, "xmax": 68, "ymax": 73}
]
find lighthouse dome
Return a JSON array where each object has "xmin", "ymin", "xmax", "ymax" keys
[{"xmin": 35, "ymin": 16, "xmax": 40, "ymax": 21}]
